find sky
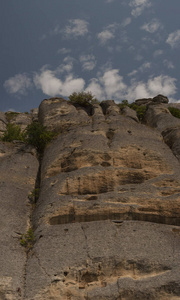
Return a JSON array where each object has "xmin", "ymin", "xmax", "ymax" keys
[{"xmin": 1, "ymin": 0, "xmax": 180, "ymax": 112}]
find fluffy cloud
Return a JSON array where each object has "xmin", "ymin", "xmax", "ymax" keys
[
  {"xmin": 97, "ymin": 23, "xmax": 117, "ymax": 44},
  {"xmin": 141, "ymin": 19, "xmax": 163, "ymax": 33},
  {"xmin": 33, "ymin": 67, "xmax": 85, "ymax": 97},
  {"xmin": 4, "ymin": 67, "xmax": 177, "ymax": 104},
  {"xmin": 129, "ymin": 0, "xmax": 152, "ymax": 17},
  {"xmin": 166, "ymin": 29, "xmax": 180, "ymax": 48},
  {"xmin": 85, "ymin": 78, "xmax": 104, "ymax": 99},
  {"xmin": 57, "ymin": 56, "xmax": 75, "ymax": 73},
  {"xmin": 124, "ymin": 75, "xmax": 177, "ymax": 100},
  {"xmin": 86, "ymin": 69, "xmax": 127, "ymax": 100},
  {"xmin": 4, "ymin": 73, "xmax": 32, "ymax": 95},
  {"xmin": 153, "ymin": 49, "xmax": 163, "ymax": 57},
  {"xmin": 63, "ymin": 19, "xmax": 89, "ymax": 38},
  {"xmin": 121, "ymin": 17, "xmax": 132, "ymax": 27},
  {"xmin": 87, "ymin": 72, "xmax": 177, "ymax": 102},
  {"xmin": 97, "ymin": 30, "xmax": 114, "ymax": 44},
  {"xmin": 79, "ymin": 55, "xmax": 96, "ymax": 71}
]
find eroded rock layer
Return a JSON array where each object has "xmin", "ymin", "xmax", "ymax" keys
[{"xmin": 1, "ymin": 96, "xmax": 180, "ymax": 299}]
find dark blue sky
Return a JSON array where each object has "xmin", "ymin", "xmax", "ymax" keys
[{"xmin": 1, "ymin": 0, "xmax": 180, "ymax": 112}]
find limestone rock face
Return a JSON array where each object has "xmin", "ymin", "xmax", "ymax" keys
[
  {"xmin": 0, "ymin": 111, "xmax": 7, "ymax": 136},
  {"xmin": 1, "ymin": 96, "xmax": 180, "ymax": 299},
  {"xmin": 0, "ymin": 141, "xmax": 39, "ymax": 299},
  {"xmin": 145, "ymin": 104, "xmax": 180, "ymax": 160},
  {"xmin": 5, "ymin": 112, "xmax": 32, "ymax": 131},
  {"xmin": 38, "ymin": 98, "xmax": 91, "ymax": 132},
  {"xmin": 135, "ymin": 94, "xmax": 169, "ymax": 106}
]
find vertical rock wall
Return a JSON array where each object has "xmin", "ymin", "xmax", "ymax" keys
[{"xmin": 1, "ymin": 97, "xmax": 180, "ymax": 299}]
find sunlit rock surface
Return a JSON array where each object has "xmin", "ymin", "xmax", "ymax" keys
[{"xmin": 1, "ymin": 96, "xmax": 180, "ymax": 299}]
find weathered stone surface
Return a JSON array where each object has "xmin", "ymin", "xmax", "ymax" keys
[
  {"xmin": 38, "ymin": 98, "xmax": 91, "ymax": 132},
  {"xmin": 1, "ymin": 96, "xmax": 180, "ymax": 299},
  {"xmin": 5, "ymin": 112, "xmax": 32, "ymax": 131},
  {"xmin": 135, "ymin": 94, "xmax": 169, "ymax": 106},
  {"xmin": 0, "ymin": 141, "xmax": 39, "ymax": 299},
  {"xmin": 152, "ymin": 94, "xmax": 169, "ymax": 104},
  {"xmin": 31, "ymin": 108, "xmax": 39, "ymax": 122},
  {"xmin": 27, "ymin": 99, "xmax": 180, "ymax": 299},
  {"xmin": 145, "ymin": 103, "xmax": 180, "ymax": 160},
  {"xmin": 135, "ymin": 98, "xmax": 152, "ymax": 106},
  {"xmin": 0, "ymin": 111, "xmax": 7, "ymax": 136},
  {"xmin": 121, "ymin": 106, "xmax": 139, "ymax": 122}
]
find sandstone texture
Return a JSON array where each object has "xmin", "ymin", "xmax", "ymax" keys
[{"xmin": 1, "ymin": 96, "xmax": 180, "ymax": 299}]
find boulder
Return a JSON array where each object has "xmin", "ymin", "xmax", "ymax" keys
[
  {"xmin": 152, "ymin": 94, "xmax": 169, "ymax": 104},
  {"xmin": 38, "ymin": 98, "xmax": 91, "ymax": 132}
]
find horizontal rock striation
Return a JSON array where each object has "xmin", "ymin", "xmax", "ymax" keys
[{"xmin": 1, "ymin": 95, "xmax": 180, "ymax": 299}]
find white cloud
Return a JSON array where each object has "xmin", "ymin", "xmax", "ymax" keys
[
  {"xmin": 153, "ymin": 49, "xmax": 163, "ymax": 57},
  {"xmin": 79, "ymin": 54, "xmax": 96, "ymax": 71},
  {"xmin": 33, "ymin": 67, "xmax": 85, "ymax": 97},
  {"xmin": 121, "ymin": 17, "xmax": 132, "ymax": 27},
  {"xmin": 101, "ymin": 69, "xmax": 127, "ymax": 99},
  {"xmin": 4, "ymin": 73, "xmax": 32, "ymax": 95},
  {"xmin": 166, "ymin": 29, "xmax": 180, "ymax": 48},
  {"xmin": 124, "ymin": 75, "xmax": 177, "ymax": 100},
  {"xmin": 146, "ymin": 75, "xmax": 177, "ymax": 96},
  {"xmin": 97, "ymin": 30, "xmax": 114, "ymax": 44},
  {"xmin": 57, "ymin": 48, "xmax": 71, "ymax": 55},
  {"xmin": 56, "ymin": 56, "xmax": 75, "ymax": 73},
  {"xmin": 128, "ymin": 70, "xmax": 138, "ymax": 77},
  {"xmin": 141, "ymin": 19, "xmax": 162, "ymax": 33},
  {"xmin": 139, "ymin": 62, "xmax": 151, "ymax": 72},
  {"xmin": 63, "ymin": 19, "xmax": 89, "ymax": 38},
  {"xmin": 85, "ymin": 78, "xmax": 104, "ymax": 99},
  {"xmin": 85, "ymin": 69, "xmax": 127, "ymax": 100},
  {"xmin": 4, "ymin": 66, "xmax": 177, "ymax": 104},
  {"xmin": 163, "ymin": 59, "xmax": 175, "ymax": 69},
  {"xmin": 86, "ymin": 72, "xmax": 177, "ymax": 102},
  {"xmin": 129, "ymin": 0, "xmax": 152, "ymax": 17},
  {"xmin": 97, "ymin": 23, "xmax": 118, "ymax": 44}
]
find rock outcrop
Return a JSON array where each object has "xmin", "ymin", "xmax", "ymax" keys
[{"xmin": 1, "ymin": 96, "xmax": 180, "ymax": 299}]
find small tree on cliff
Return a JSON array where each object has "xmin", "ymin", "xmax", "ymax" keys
[{"xmin": 68, "ymin": 91, "xmax": 99, "ymax": 107}]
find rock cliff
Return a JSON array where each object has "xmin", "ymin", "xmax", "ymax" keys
[{"xmin": 1, "ymin": 95, "xmax": 180, "ymax": 299}]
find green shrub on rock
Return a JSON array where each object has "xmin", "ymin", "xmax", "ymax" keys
[
  {"xmin": 168, "ymin": 107, "xmax": 180, "ymax": 119},
  {"xmin": 118, "ymin": 100, "xmax": 146, "ymax": 121},
  {"xmin": 24, "ymin": 121, "xmax": 55, "ymax": 155},
  {"xmin": 129, "ymin": 103, "xmax": 147, "ymax": 121},
  {"xmin": 20, "ymin": 228, "xmax": 35, "ymax": 250},
  {"xmin": 68, "ymin": 91, "xmax": 99, "ymax": 107},
  {"xmin": 2, "ymin": 123, "xmax": 25, "ymax": 142}
]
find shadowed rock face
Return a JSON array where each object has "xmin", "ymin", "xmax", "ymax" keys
[{"xmin": 1, "ymin": 96, "xmax": 180, "ymax": 299}]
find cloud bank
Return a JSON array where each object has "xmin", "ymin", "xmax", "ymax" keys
[{"xmin": 4, "ymin": 66, "xmax": 177, "ymax": 102}]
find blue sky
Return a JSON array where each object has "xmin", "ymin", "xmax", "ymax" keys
[{"xmin": 1, "ymin": 0, "xmax": 180, "ymax": 112}]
